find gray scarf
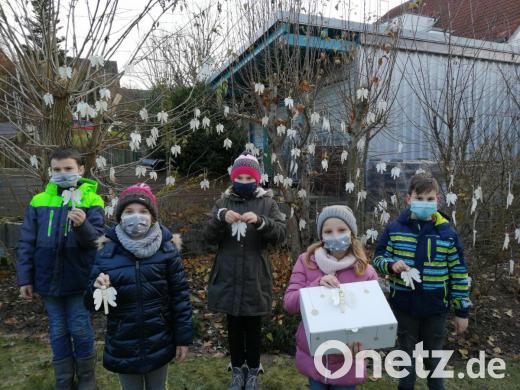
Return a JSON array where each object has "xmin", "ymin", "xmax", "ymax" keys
[{"xmin": 115, "ymin": 222, "xmax": 162, "ymax": 258}]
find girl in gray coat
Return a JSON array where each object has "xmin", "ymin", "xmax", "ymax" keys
[{"xmin": 204, "ymin": 152, "xmax": 286, "ymax": 390}]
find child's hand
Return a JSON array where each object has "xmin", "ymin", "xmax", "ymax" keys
[
  {"xmin": 241, "ymin": 212, "xmax": 259, "ymax": 224},
  {"xmin": 391, "ymin": 260, "xmax": 410, "ymax": 273},
  {"xmin": 454, "ymin": 317, "xmax": 468, "ymax": 334},
  {"xmin": 19, "ymin": 285, "xmax": 33, "ymax": 300},
  {"xmin": 94, "ymin": 273, "xmax": 110, "ymax": 289},
  {"xmin": 68, "ymin": 208, "xmax": 86, "ymax": 227},
  {"xmin": 175, "ymin": 346, "xmax": 189, "ymax": 362},
  {"xmin": 225, "ymin": 210, "xmax": 242, "ymax": 224},
  {"xmin": 320, "ymin": 274, "xmax": 340, "ymax": 288}
]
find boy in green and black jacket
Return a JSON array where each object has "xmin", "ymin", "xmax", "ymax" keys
[{"xmin": 373, "ymin": 174, "xmax": 471, "ymax": 390}]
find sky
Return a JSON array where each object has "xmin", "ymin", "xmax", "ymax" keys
[{"xmin": 66, "ymin": 0, "xmax": 406, "ymax": 88}]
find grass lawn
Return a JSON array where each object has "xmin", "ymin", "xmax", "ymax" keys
[{"xmin": 1, "ymin": 334, "xmax": 518, "ymax": 389}]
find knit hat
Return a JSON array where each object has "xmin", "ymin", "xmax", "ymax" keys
[
  {"xmin": 230, "ymin": 153, "xmax": 261, "ymax": 184},
  {"xmin": 115, "ymin": 183, "xmax": 158, "ymax": 222},
  {"xmin": 316, "ymin": 205, "xmax": 358, "ymax": 239}
]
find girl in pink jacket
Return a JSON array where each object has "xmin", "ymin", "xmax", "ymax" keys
[{"xmin": 283, "ymin": 205, "xmax": 378, "ymax": 390}]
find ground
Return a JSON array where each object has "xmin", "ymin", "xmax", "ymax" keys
[{"xmin": 1, "ymin": 265, "xmax": 519, "ymax": 389}]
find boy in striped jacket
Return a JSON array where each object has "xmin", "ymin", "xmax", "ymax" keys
[{"xmin": 373, "ymin": 174, "xmax": 471, "ymax": 390}]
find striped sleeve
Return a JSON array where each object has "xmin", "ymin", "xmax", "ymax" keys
[
  {"xmin": 373, "ymin": 227, "xmax": 396, "ymax": 275},
  {"xmin": 447, "ymin": 236, "xmax": 471, "ymax": 318}
]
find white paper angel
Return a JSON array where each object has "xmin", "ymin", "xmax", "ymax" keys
[
  {"xmin": 503, "ymin": 233, "xmax": 510, "ymax": 251},
  {"xmin": 171, "ymin": 145, "xmax": 181, "ymax": 157},
  {"xmin": 356, "ymin": 87, "xmax": 368, "ymax": 101},
  {"xmin": 89, "ymin": 55, "xmax": 105, "ymax": 68},
  {"xmin": 474, "ymin": 186, "xmax": 483, "ymax": 201},
  {"xmin": 43, "ymin": 93, "xmax": 54, "ymax": 107},
  {"xmin": 261, "ymin": 173, "xmax": 269, "ymax": 185},
  {"xmin": 340, "ymin": 150, "xmax": 348, "ymax": 164},
  {"xmin": 391, "ymin": 167, "xmax": 401, "ymax": 180},
  {"xmin": 284, "ymin": 96, "xmax": 294, "ymax": 109},
  {"xmin": 245, "ymin": 143, "xmax": 255, "ymax": 153},
  {"xmin": 157, "ymin": 111, "xmax": 168, "ymax": 124},
  {"xmin": 200, "ymin": 179, "xmax": 210, "ymax": 190},
  {"xmin": 298, "ymin": 189, "xmax": 307, "ymax": 199},
  {"xmin": 366, "ymin": 111, "xmax": 376, "ymax": 125},
  {"xmin": 391, "ymin": 194, "xmax": 398, "ymax": 206},
  {"xmin": 322, "ymin": 117, "xmax": 331, "ymax": 132},
  {"xmin": 95, "ymin": 100, "xmax": 108, "ymax": 113},
  {"xmin": 400, "ymin": 268, "xmax": 421, "ymax": 290},
  {"xmin": 471, "ymin": 197, "xmax": 478, "ymax": 214},
  {"xmin": 151, "ymin": 127, "xmax": 159, "ymax": 139},
  {"xmin": 149, "ymin": 171, "xmax": 158, "ymax": 181},
  {"xmin": 446, "ymin": 192, "xmax": 458, "ymax": 207},
  {"xmin": 356, "ymin": 136, "xmax": 366, "ymax": 152},
  {"xmin": 194, "ymin": 108, "xmax": 201, "ymax": 118},
  {"xmin": 223, "ymin": 106, "xmax": 230, "ymax": 117},
  {"xmin": 93, "ymin": 286, "xmax": 117, "ymax": 315},
  {"xmin": 507, "ymin": 191, "xmax": 514, "ymax": 209},
  {"xmin": 231, "ymin": 221, "xmax": 248, "ymax": 241},
  {"xmin": 261, "ymin": 116, "xmax": 269, "ymax": 127},
  {"xmin": 341, "ymin": 121, "xmax": 346, "ymax": 132},
  {"xmin": 276, "ymin": 125, "xmax": 286, "ymax": 136},
  {"xmin": 271, "ymin": 153, "xmax": 277, "ymax": 164},
  {"xmin": 95, "ymin": 156, "xmax": 107, "ymax": 169},
  {"xmin": 345, "ymin": 181, "xmax": 355, "ymax": 194},
  {"xmin": 254, "ymin": 83, "xmax": 265, "ymax": 95},
  {"xmin": 321, "ymin": 159, "xmax": 328, "ymax": 172},
  {"xmin": 99, "ymin": 88, "xmax": 111, "ymax": 100},
  {"xmin": 299, "ymin": 219, "xmax": 307, "ymax": 231},
  {"xmin": 310, "ymin": 112, "xmax": 320, "ymax": 125},
  {"xmin": 376, "ymin": 161, "xmax": 387, "ymax": 174},
  {"xmin": 283, "ymin": 177, "xmax": 293, "ymax": 189},
  {"xmin": 139, "ymin": 107, "xmax": 148, "ymax": 121},
  {"xmin": 30, "ymin": 155, "xmax": 39, "ymax": 168},
  {"xmin": 58, "ymin": 66, "xmax": 72, "ymax": 79},
  {"xmin": 202, "ymin": 116, "xmax": 211, "ymax": 129},
  {"xmin": 190, "ymin": 118, "xmax": 200, "ymax": 131},
  {"xmin": 307, "ymin": 143, "xmax": 316, "ymax": 155},
  {"xmin": 273, "ymin": 174, "xmax": 283, "ymax": 186},
  {"xmin": 109, "ymin": 167, "xmax": 116, "ymax": 182},
  {"xmin": 166, "ymin": 176, "xmax": 176, "ymax": 186},
  {"xmin": 62, "ymin": 188, "xmax": 82, "ymax": 208},
  {"xmin": 366, "ymin": 228, "xmax": 378, "ymax": 243},
  {"xmin": 135, "ymin": 165, "xmax": 146, "ymax": 178},
  {"xmin": 287, "ymin": 129, "xmax": 298, "ymax": 139},
  {"xmin": 515, "ymin": 228, "xmax": 520, "ymax": 244},
  {"xmin": 216, "ymin": 123, "xmax": 225, "ymax": 134},
  {"xmin": 357, "ymin": 190, "xmax": 367, "ymax": 206},
  {"xmin": 376, "ymin": 100, "xmax": 388, "ymax": 113}
]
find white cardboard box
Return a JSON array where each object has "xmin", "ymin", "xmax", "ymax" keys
[{"xmin": 300, "ymin": 280, "xmax": 397, "ymax": 356}]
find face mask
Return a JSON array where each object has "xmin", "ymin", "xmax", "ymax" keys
[
  {"xmin": 233, "ymin": 181, "xmax": 257, "ymax": 198},
  {"xmin": 120, "ymin": 213, "xmax": 152, "ymax": 238},
  {"xmin": 50, "ymin": 172, "xmax": 81, "ymax": 188},
  {"xmin": 322, "ymin": 233, "xmax": 352, "ymax": 253},
  {"xmin": 410, "ymin": 200, "xmax": 437, "ymax": 220}
]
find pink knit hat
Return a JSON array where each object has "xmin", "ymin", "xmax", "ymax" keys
[
  {"xmin": 115, "ymin": 183, "xmax": 158, "ymax": 222},
  {"xmin": 230, "ymin": 153, "xmax": 261, "ymax": 184}
]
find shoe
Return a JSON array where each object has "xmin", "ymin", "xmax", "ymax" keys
[
  {"xmin": 52, "ymin": 356, "xmax": 74, "ymax": 390},
  {"xmin": 75, "ymin": 353, "xmax": 96, "ymax": 390},
  {"xmin": 244, "ymin": 363, "xmax": 264, "ymax": 390},
  {"xmin": 227, "ymin": 363, "xmax": 248, "ymax": 390}
]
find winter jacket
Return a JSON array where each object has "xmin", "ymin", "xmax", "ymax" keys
[
  {"xmin": 373, "ymin": 209, "xmax": 471, "ymax": 318},
  {"xmin": 16, "ymin": 178, "xmax": 105, "ymax": 296},
  {"xmin": 283, "ymin": 252, "xmax": 379, "ymax": 386},
  {"xmin": 203, "ymin": 187, "xmax": 286, "ymax": 316},
  {"xmin": 83, "ymin": 225, "xmax": 193, "ymax": 375}
]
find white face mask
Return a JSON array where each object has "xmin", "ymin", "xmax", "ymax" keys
[{"xmin": 120, "ymin": 213, "xmax": 151, "ymax": 238}]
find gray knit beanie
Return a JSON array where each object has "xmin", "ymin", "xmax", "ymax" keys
[{"xmin": 316, "ymin": 205, "xmax": 358, "ymax": 239}]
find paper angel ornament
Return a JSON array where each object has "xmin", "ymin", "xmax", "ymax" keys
[
  {"xmin": 400, "ymin": 268, "xmax": 422, "ymax": 290},
  {"xmin": 62, "ymin": 188, "xmax": 82, "ymax": 208},
  {"xmin": 93, "ymin": 286, "xmax": 117, "ymax": 315},
  {"xmin": 231, "ymin": 221, "xmax": 248, "ymax": 241}
]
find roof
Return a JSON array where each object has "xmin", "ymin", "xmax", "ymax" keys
[{"xmin": 381, "ymin": 0, "xmax": 520, "ymax": 42}]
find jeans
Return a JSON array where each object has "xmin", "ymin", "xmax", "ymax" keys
[
  {"xmin": 308, "ymin": 378, "xmax": 356, "ymax": 390},
  {"xmin": 227, "ymin": 314, "xmax": 262, "ymax": 368},
  {"xmin": 118, "ymin": 364, "xmax": 168, "ymax": 390},
  {"xmin": 394, "ymin": 309, "xmax": 448, "ymax": 390},
  {"xmin": 43, "ymin": 294, "xmax": 95, "ymax": 361}
]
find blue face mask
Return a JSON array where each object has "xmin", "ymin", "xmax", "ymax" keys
[
  {"xmin": 322, "ymin": 233, "xmax": 352, "ymax": 252},
  {"xmin": 50, "ymin": 172, "xmax": 81, "ymax": 188},
  {"xmin": 410, "ymin": 200, "xmax": 437, "ymax": 220},
  {"xmin": 233, "ymin": 181, "xmax": 257, "ymax": 199}
]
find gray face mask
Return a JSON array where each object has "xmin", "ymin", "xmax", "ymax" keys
[
  {"xmin": 120, "ymin": 213, "xmax": 152, "ymax": 238},
  {"xmin": 50, "ymin": 172, "xmax": 81, "ymax": 188},
  {"xmin": 323, "ymin": 233, "xmax": 352, "ymax": 253}
]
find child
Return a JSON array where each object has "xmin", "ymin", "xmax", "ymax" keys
[
  {"xmin": 84, "ymin": 184, "xmax": 193, "ymax": 390},
  {"xmin": 283, "ymin": 205, "xmax": 378, "ymax": 390},
  {"xmin": 16, "ymin": 147, "xmax": 104, "ymax": 390},
  {"xmin": 203, "ymin": 152, "xmax": 286, "ymax": 390},
  {"xmin": 373, "ymin": 173, "xmax": 471, "ymax": 390}
]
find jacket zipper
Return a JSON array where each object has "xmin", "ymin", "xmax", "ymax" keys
[
  {"xmin": 443, "ymin": 280, "xmax": 448, "ymax": 305},
  {"xmin": 426, "ymin": 238, "xmax": 432, "ymax": 264},
  {"xmin": 135, "ymin": 260, "xmax": 144, "ymax": 360},
  {"xmin": 47, "ymin": 210, "xmax": 54, "ymax": 237}
]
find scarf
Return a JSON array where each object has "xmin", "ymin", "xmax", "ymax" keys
[
  {"xmin": 314, "ymin": 247, "xmax": 357, "ymax": 275},
  {"xmin": 115, "ymin": 222, "xmax": 162, "ymax": 259}
]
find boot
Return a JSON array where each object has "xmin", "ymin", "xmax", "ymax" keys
[
  {"xmin": 227, "ymin": 363, "xmax": 248, "ymax": 390},
  {"xmin": 52, "ymin": 356, "xmax": 74, "ymax": 390},
  {"xmin": 244, "ymin": 363, "xmax": 263, "ymax": 390},
  {"xmin": 75, "ymin": 354, "xmax": 96, "ymax": 390}
]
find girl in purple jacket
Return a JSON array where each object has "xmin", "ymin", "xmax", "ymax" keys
[{"xmin": 283, "ymin": 205, "xmax": 378, "ymax": 390}]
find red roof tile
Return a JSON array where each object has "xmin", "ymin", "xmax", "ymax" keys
[{"xmin": 381, "ymin": 0, "xmax": 520, "ymax": 42}]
